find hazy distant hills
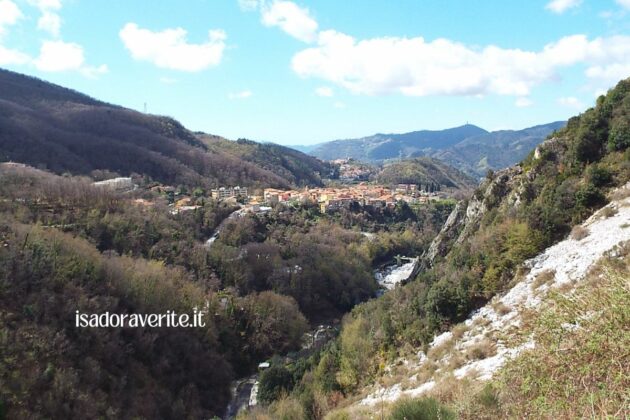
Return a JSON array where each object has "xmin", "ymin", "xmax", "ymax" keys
[
  {"xmin": 309, "ymin": 124, "xmax": 487, "ymax": 162},
  {"xmin": 306, "ymin": 121, "xmax": 565, "ymax": 177},
  {"xmin": 431, "ymin": 122, "xmax": 566, "ymax": 177},
  {"xmin": 0, "ymin": 69, "xmax": 330, "ymax": 189}
]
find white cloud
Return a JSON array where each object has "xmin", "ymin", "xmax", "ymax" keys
[
  {"xmin": 119, "ymin": 23, "xmax": 226, "ymax": 72},
  {"xmin": 37, "ymin": 11, "xmax": 61, "ymax": 36},
  {"xmin": 333, "ymin": 101, "xmax": 346, "ymax": 109},
  {"xmin": 515, "ymin": 97, "xmax": 533, "ymax": 107},
  {"xmin": 545, "ymin": 0, "xmax": 582, "ymax": 14},
  {"xmin": 616, "ymin": 0, "xmax": 630, "ymax": 10},
  {"xmin": 28, "ymin": 0, "xmax": 62, "ymax": 37},
  {"xmin": 159, "ymin": 76, "xmax": 178, "ymax": 84},
  {"xmin": 0, "ymin": 44, "xmax": 30, "ymax": 65},
  {"xmin": 34, "ymin": 40, "xmax": 83, "ymax": 71},
  {"xmin": 558, "ymin": 96, "xmax": 585, "ymax": 108},
  {"xmin": 315, "ymin": 86, "xmax": 333, "ymax": 97},
  {"xmin": 0, "ymin": 0, "xmax": 23, "ymax": 38},
  {"xmin": 261, "ymin": 1, "xmax": 318, "ymax": 43},
  {"xmin": 33, "ymin": 40, "xmax": 107, "ymax": 77},
  {"xmin": 585, "ymin": 63, "xmax": 630, "ymax": 85},
  {"xmin": 291, "ymin": 32, "xmax": 630, "ymax": 97},
  {"xmin": 228, "ymin": 90, "xmax": 253, "ymax": 99}
]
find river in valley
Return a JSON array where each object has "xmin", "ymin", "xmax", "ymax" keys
[{"xmin": 222, "ymin": 257, "xmax": 419, "ymax": 418}]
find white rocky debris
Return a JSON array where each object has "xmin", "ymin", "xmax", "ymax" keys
[
  {"xmin": 374, "ymin": 258, "xmax": 418, "ymax": 290},
  {"xmin": 360, "ymin": 183, "xmax": 630, "ymax": 407}
]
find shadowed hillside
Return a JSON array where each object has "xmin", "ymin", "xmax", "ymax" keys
[
  {"xmin": 0, "ymin": 69, "xmax": 330, "ymax": 189},
  {"xmin": 198, "ymin": 135, "xmax": 336, "ymax": 187}
]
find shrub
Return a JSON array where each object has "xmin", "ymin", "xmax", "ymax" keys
[
  {"xmin": 465, "ymin": 339, "xmax": 497, "ymax": 361},
  {"xmin": 570, "ymin": 225, "xmax": 589, "ymax": 241},
  {"xmin": 531, "ymin": 269, "xmax": 556, "ymax": 290},
  {"xmin": 600, "ymin": 206, "xmax": 618, "ymax": 218},
  {"xmin": 389, "ymin": 397, "xmax": 455, "ymax": 420},
  {"xmin": 258, "ymin": 366, "xmax": 294, "ymax": 405}
]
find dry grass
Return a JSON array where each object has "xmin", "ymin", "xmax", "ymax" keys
[
  {"xmin": 427, "ymin": 337, "xmax": 455, "ymax": 362},
  {"xmin": 493, "ymin": 258, "xmax": 630, "ymax": 419},
  {"xmin": 491, "ymin": 300, "xmax": 512, "ymax": 315},
  {"xmin": 610, "ymin": 186, "xmax": 630, "ymax": 201},
  {"xmin": 451, "ymin": 323, "xmax": 470, "ymax": 340},
  {"xmin": 465, "ymin": 339, "xmax": 497, "ymax": 361},
  {"xmin": 531, "ymin": 269, "xmax": 556, "ymax": 290},
  {"xmin": 570, "ymin": 225, "xmax": 589, "ymax": 241},
  {"xmin": 600, "ymin": 206, "xmax": 619, "ymax": 219}
]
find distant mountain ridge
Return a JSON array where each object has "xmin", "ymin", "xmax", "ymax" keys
[
  {"xmin": 306, "ymin": 121, "xmax": 565, "ymax": 177},
  {"xmin": 309, "ymin": 124, "xmax": 487, "ymax": 162}
]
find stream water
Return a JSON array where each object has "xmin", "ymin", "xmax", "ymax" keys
[
  {"xmin": 205, "ymin": 207, "xmax": 245, "ymax": 248},
  {"xmin": 222, "ymin": 258, "xmax": 419, "ymax": 418}
]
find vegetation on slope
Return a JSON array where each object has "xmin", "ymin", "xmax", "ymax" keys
[
  {"xmin": 246, "ymin": 77, "xmax": 630, "ymax": 418},
  {"xmin": 309, "ymin": 122, "xmax": 564, "ymax": 178},
  {"xmin": 200, "ymin": 135, "xmax": 337, "ymax": 187},
  {"xmin": 0, "ymin": 160, "xmax": 454, "ymax": 417},
  {"xmin": 310, "ymin": 124, "xmax": 488, "ymax": 162},
  {"xmin": 0, "ymin": 69, "xmax": 330, "ymax": 190},
  {"xmin": 375, "ymin": 157, "xmax": 477, "ymax": 190}
]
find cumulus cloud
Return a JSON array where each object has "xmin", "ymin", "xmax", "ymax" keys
[
  {"xmin": 38, "ymin": 11, "xmax": 61, "ymax": 36},
  {"xmin": 119, "ymin": 23, "xmax": 226, "ymax": 72},
  {"xmin": 34, "ymin": 40, "xmax": 107, "ymax": 77},
  {"xmin": 515, "ymin": 97, "xmax": 534, "ymax": 107},
  {"xmin": 0, "ymin": 0, "xmax": 23, "ymax": 38},
  {"xmin": 545, "ymin": 0, "xmax": 582, "ymax": 13},
  {"xmin": 228, "ymin": 90, "xmax": 253, "ymax": 99},
  {"xmin": 0, "ymin": 45, "xmax": 30, "ymax": 65},
  {"xmin": 28, "ymin": 0, "xmax": 63, "ymax": 37},
  {"xmin": 315, "ymin": 86, "xmax": 333, "ymax": 97},
  {"xmin": 291, "ymin": 32, "xmax": 630, "ymax": 97},
  {"xmin": 558, "ymin": 96, "xmax": 585, "ymax": 108},
  {"xmin": 261, "ymin": 1, "xmax": 318, "ymax": 43}
]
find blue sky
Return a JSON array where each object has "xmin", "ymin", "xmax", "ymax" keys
[{"xmin": 1, "ymin": 0, "xmax": 630, "ymax": 145}]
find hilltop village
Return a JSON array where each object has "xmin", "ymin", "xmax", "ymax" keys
[{"xmin": 91, "ymin": 176, "xmax": 447, "ymax": 214}]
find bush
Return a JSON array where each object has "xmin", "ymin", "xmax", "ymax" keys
[
  {"xmin": 570, "ymin": 226, "xmax": 589, "ymax": 241},
  {"xmin": 389, "ymin": 397, "xmax": 455, "ymax": 420},
  {"xmin": 600, "ymin": 206, "xmax": 618, "ymax": 218},
  {"xmin": 258, "ymin": 366, "xmax": 294, "ymax": 405}
]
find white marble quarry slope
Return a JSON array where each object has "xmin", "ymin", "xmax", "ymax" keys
[{"xmin": 360, "ymin": 183, "xmax": 630, "ymax": 406}]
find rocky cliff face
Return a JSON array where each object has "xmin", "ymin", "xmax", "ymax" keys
[{"xmin": 420, "ymin": 165, "xmax": 526, "ymax": 269}]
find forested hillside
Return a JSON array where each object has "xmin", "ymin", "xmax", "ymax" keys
[
  {"xmin": 375, "ymin": 157, "xmax": 477, "ymax": 190},
  {"xmin": 307, "ymin": 122, "xmax": 564, "ymax": 178},
  {"xmin": 310, "ymin": 124, "xmax": 487, "ymax": 162},
  {"xmin": 198, "ymin": 135, "xmax": 336, "ymax": 187},
  {"xmin": 0, "ymin": 69, "xmax": 330, "ymax": 189},
  {"xmin": 244, "ymin": 77, "xmax": 630, "ymax": 419},
  {"xmin": 0, "ymin": 158, "xmax": 456, "ymax": 417}
]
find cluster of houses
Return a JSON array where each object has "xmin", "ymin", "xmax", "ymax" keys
[
  {"xmin": 210, "ymin": 186, "xmax": 248, "ymax": 200},
  {"xmin": 331, "ymin": 158, "xmax": 374, "ymax": 182},
  {"xmin": 262, "ymin": 183, "xmax": 441, "ymax": 213},
  {"xmin": 110, "ymin": 180, "xmax": 442, "ymax": 216}
]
